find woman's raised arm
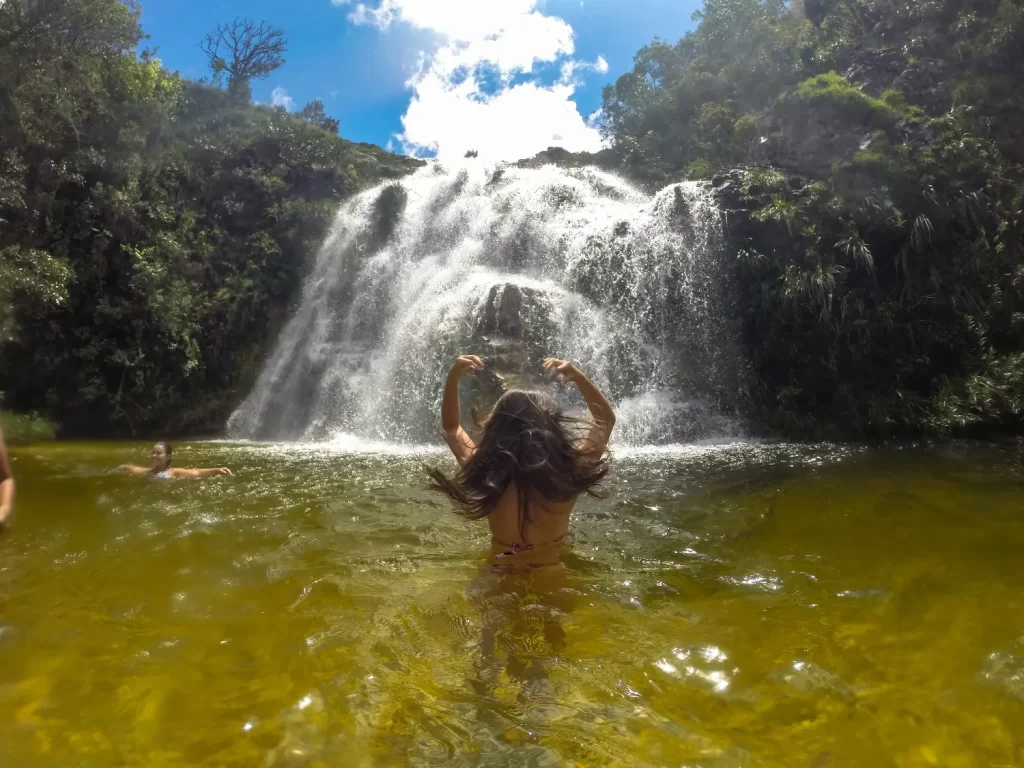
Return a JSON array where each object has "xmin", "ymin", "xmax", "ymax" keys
[
  {"xmin": 543, "ymin": 359, "xmax": 616, "ymax": 452},
  {"xmin": 442, "ymin": 355, "xmax": 483, "ymax": 466}
]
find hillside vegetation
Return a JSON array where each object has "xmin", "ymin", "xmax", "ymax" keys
[
  {"xmin": 0, "ymin": 0, "xmax": 421, "ymax": 436},
  {"xmin": 3, "ymin": 0, "xmax": 1022, "ymax": 439},
  {"xmin": 602, "ymin": 0, "xmax": 1024, "ymax": 436}
]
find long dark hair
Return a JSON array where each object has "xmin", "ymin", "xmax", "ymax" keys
[{"xmin": 426, "ymin": 390, "xmax": 609, "ymax": 537}]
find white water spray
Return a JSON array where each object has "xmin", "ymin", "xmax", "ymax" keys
[{"xmin": 228, "ymin": 162, "xmax": 740, "ymax": 445}]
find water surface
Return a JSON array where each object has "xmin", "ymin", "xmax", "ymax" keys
[{"xmin": 2, "ymin": 440, "xmax": 1023, "ymax": 766}]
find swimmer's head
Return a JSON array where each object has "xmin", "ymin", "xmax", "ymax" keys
[
  {"xmin": 426, "ymin": 388, "xmax": 608, "ymax": 528},
  {"xmin": 151, "ymin": 442, "xmax": 172, "ymax": 472}
]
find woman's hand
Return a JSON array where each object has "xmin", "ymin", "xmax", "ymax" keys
[
  {"xmin": 213, "ymin": 467, "xmax": 233, "ymax": 477},
  {"xmin": 450, "ymin": 355, "xmax": 484, "ymax": 379},
  {"xmin": 542, "ymin": 358, "xmax": 580, "ymax": 383}
]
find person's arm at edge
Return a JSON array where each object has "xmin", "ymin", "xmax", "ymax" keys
[
  {"xmin": 0, "ymin": 428, "xmax": 14, "ymax": 530},
  {"xmin": 442, "ymin": 355, "xmax": 483, "ymax": 466}
]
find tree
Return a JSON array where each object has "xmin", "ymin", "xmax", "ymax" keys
[
  {"xmin": 599, "ymin": 0, "xmax": 1024, "ymax": 437},
  {"xmin": 0, "ymin": 0, "xmax": 143, "ymax": 342},
  {"xmin": 200, "ymin": 19, "xmax": 287, "ymax": 103},
  {"xmin": 298, "ymin": 99, "xmax": 339, "ymax": 134},
  {"xmin": 0, "ymin": 1, "xmax": 423, "ymax": 437}
]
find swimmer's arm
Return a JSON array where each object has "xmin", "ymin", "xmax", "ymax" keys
[
  {"xmin": 0, "ymin": 429, "xmax": 14, "ymax": 530},
  {"xmin": 166, "ymin": 467, "xmax": 233, "ymax": 479},
  {"xmin": 442, "ymin": 355, "xmax": 483, "ymax": 466},
  {"xmin": 543, "ymin": 359, "xmax": 616, "ymax": 451},
  {"xmin": 116, "ymin": 464, "xmax": 150, "ymax": 475}
]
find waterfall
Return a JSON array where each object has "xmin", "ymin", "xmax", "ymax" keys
[{"xmin": 227, "ymin": 162, "xmax": 741, "ymax": 445}]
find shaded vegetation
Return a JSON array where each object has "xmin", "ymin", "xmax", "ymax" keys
[
  {"xmin": 0, "ymin": 0, "xmax": 422, "ymax": 436},
  {"xmin": 0, "ymin": 410, "xmax": 58, "ymax": 445},
  {"xmin": 603, "ymin": 0, "xmax": 1024, "ymax": 436},
  {"xmin": 4, "ymin": 0, "xmax": 1021, "ymax": 440}
]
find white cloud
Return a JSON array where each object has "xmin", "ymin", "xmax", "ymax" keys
[
  {"xmin": 270, "ymin": 86, "xmax": 295, "ymax": 111},
  {"xmin": 560, "ymin": 55, "xmax": 610, "ymax": 85},
  {"xmin": 334, "ymin": 0, "xmax": 608, "ymax": 161},
  {"xmin": 339, "ymin": 0, "xmax": 551, "ymax": 43}
]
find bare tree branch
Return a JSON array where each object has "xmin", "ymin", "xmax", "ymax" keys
[{"xmin": 199, "ymin": 19, "xmax": 286, "ymax": 95}]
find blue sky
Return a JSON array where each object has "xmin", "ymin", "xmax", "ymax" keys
[{"xmin": 141, "ymin": 0, "xmax": 701, "ymax": 160}]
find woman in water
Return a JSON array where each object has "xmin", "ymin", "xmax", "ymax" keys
[
  {"xmin": 117, "ymin": 442, "xmax": 233, "ymax": 479},
  {"xmin": 427, "ymin": 355, "xmax": 614, "ymax": 566}
]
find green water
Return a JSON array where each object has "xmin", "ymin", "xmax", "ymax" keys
[{"xmin": 1, "ymin": 440, "xmax": 1023, "ymax": 767}]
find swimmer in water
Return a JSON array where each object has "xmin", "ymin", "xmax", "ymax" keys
[
  {"xmin": 117, "ymin": 441, "xmax": 233, "ymax": 479},
  {"xmin": 427, "ymin": 356, "xmax": 614, "ymax": 566},
  {"xmin": 0, "ymin": 427, "xmax": 14, "ymax": 531}
]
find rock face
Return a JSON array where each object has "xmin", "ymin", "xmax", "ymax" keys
[
  {"xmin": 891, "ymin": 57, "xmax": 952, "ymax": 114},
  {"xmin": 840, "ymin": 47, "xmax": 953, "ymax": 115},
  {"xmin": 750, "ymin": 45, "xmax": 953, "ymax": 181},
  {"xmin": 751, "ymin": 93, "xmax": 888, "ymax": 177},
  {"xmin": 467, "ymin": 283, "xmax": 556, "ymax": 413},
  {"xmin": 840, "ymin": 47, "xmax": 907, "ymax": 96},
  {"xmin": 474, "ymin": 283, "xmax": 526, "ymax": 340},
  {"xmin": 370, "ymin": 183, "xmax": 408, "ymax": 248},
  {"xmin": 515, "ymin": 146, "xmax": 622, "ymax": 171},
  {"xmin": 712, "ymin": 168, "xmax": 797, "ymax": 259}
]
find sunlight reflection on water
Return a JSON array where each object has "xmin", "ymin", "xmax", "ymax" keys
[{"xmin": 0, "ymin": 440, "xmax": 1023, "ymax": 765}]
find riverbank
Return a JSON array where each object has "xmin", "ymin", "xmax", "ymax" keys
[{"xmin": 0, "ymin": 411, "xmax": 57, "ymax": 445}]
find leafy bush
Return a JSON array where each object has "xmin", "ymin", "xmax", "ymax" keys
[
  {"xmin": 685, "ymin": 159, "xmax": 715, "ymax": 180},
  {"xmin": 928, "ymin": 353, "xmax": 1024, "ymax": 433},
  {"xmin": 601, "ymin": 0, "xmax": 1024, "ymax": 437},
  {"xmin": 795, "ymin": 72, "xmax": 906, "ymax": 126},
  {"xmin": 742, "ymin": 168, "xmax": 786, "ymax": 193},
  {"xmin": 0, "ymin": 411, "xmax": 58, "ymax": 444}
]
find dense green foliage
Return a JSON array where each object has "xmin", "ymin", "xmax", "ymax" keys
[
  {"xmin": 0, "ymin": 0, "xmax": 421, "ymax": 436},
  {"xmin": 3, "ymin": 0, "xmax": 1021, "ymax": 440},
  {"xmin": 604, "ymin": 0, "xmax": 1024, "ymax": 436},
  {"xmin": 0, "ymin": 410, "xmax": 58, "ymax": 445}
]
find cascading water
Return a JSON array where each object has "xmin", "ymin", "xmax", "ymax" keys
[{"xmin": 228, "ymin": 162, "xmax": 742, "ymax": 445}]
